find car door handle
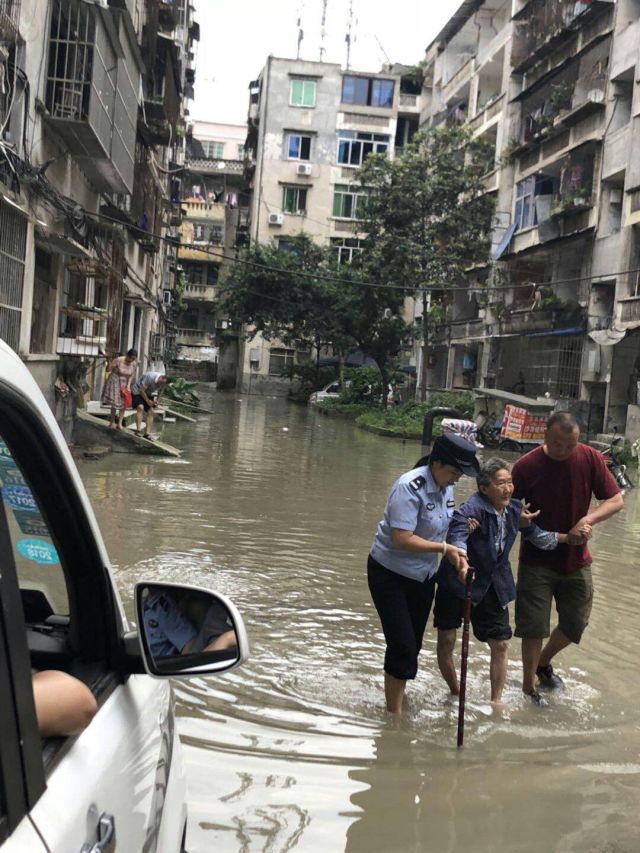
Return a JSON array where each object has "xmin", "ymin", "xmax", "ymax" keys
[{"xmin": 80, "ymin": 813, "xmax": 115, "ymax": 853}]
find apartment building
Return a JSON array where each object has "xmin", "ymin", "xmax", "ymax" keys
[
  {"xmin": 420, "ymin": 0, "xmax": 640, "ymax": 437},
  {"xmin": 174, "ymin": 121, "xmax": 249, "ymax": 386},
  {"xmin": 0, "ymin": 0, "xmax": 198, "ymax": 438},
  {"xmin": 241, "ymin": 56, "xmax": 422, "ymax": 394}
]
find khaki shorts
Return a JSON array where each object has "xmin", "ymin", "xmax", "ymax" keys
[{"xmin": 514, "ymin": 563, "xmax": 593, "ymax": 644}]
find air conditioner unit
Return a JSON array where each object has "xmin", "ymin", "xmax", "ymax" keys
[
  {"xmin": 268, "ymin": 213, "xmax": 284, "ymax": 226},
  {"xmin": 296, "ymin": 163, "xmax": 312, "ymax": 176}
]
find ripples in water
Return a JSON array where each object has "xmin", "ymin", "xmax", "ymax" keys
[{"xmin": 81, "ymin": 393, "xmax": 640, "ymax": 853}]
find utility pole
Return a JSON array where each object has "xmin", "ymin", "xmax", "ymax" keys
[
  {"xmin": 319, "ymin": 0, "xmax": 328, "ymax": 61},
  {"xmin": 420, "ymin": 289, "xmax": 430, "ymax": 402},
  {"xmin": 345, "ymin": 0, "xmax": 355, "ymax": 69}
]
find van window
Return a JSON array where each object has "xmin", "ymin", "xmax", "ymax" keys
[{"xmin": 0, "ymin": 437, "xmax": 69, "ymax": 615}]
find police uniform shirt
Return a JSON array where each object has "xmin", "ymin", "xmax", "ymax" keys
[
  {"xmin": 143, "ymin": 592, "xmax": 197, "ymax": 657},
  {"xmin": 370, "ymin": 466, "xmax": 454, "ymax": 582}
]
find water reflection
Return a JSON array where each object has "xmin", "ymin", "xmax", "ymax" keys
[{"xmin": 79, "ymin": 392, "xmax": 640, "ymax": 853}]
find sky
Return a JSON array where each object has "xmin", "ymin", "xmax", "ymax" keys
[{"xmin": 192, "ymin": 0, "xmax": 464, "ymax": 126}]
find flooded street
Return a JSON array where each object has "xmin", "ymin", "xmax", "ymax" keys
[{"xmin": 79, "ymin": 392, "xmax": 640, "ymax": 853}]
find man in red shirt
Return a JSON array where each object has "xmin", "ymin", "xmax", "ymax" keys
[{"xmin": 512, "ymin": 411, "xmax": 623, "ymax": 702}]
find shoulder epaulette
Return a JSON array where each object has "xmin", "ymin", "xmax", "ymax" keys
[{"xmin": 409, "ymin": 475, "xmax": 426, "ymax": 492}]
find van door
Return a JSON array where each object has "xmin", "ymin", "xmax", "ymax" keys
[{"xmin": 0, "ymin": 380, "xmax": 181, "ymax": 852}]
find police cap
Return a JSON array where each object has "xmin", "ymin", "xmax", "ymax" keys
[{"xmin": 431, "ymin": 432, "xmax": 480, "ymax": 476}]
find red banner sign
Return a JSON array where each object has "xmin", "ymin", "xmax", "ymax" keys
[{"xmin": 500, "ymin": 404, "xmax": 547, "ymax": 443}]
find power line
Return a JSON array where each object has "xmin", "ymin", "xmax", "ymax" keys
[{"xmin": 86, "ymin": 206, "xmax": 640, "ymax": 296}]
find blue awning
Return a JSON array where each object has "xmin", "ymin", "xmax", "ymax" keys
[
  {"xmin": 525, "ymin": 327, "xmax": 585, "ymax": 338},
  {"xmin": 493, "ymin": 223, "xmax": 517, "ymax": 260}
]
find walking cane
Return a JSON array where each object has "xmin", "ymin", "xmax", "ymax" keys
[{"xmin": 457, "ymin": 568, "xmax": 475, "ymax": 748}]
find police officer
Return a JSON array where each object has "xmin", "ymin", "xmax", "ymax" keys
[{"xmin": 367, "ymin": 433, "xmax": 480, "ymax": 715}]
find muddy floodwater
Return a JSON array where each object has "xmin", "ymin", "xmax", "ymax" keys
[{"xmin": 79, "ymin": 391, "xmax": 640, "ymax": 853}]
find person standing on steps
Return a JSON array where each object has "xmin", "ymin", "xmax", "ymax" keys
[
  {"xmin": 367, "ymin": 433, "xmax": 480, "ymax": 716},
  {"xmin": 101, "ymin": 349, "xmax": 137, "ymax": 430},
  {"xmin": 511, "ymin": 411, "xmax": 623, "ymax": 701}
]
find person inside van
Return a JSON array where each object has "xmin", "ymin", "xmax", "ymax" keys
[
  {"xmin": 142, "ymin": 589, "xmax": 236, "ymax": 659},
  {"xmin": 32, "ymin": 670, "xmax": 98, "ymax": 737}
]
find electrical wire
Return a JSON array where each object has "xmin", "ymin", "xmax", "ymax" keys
[{"xmin": 82, "ymin": 205, "xmax": 640, "ymax": 295}]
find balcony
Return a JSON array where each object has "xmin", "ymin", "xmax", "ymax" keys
[
  {"xmin": 184, "ymin": 283, "xmax": 217, "ymax": 302},
  {"xmin": 512, "ymin": 0, "xmax": 615, "ymax": 74},
  {"xmin": 176, "ymin": 327, "xmax": 215, "ymax": 347},
  {"xmin": 449, "ymin": 318, "xmax": 486, "ymax": 341},
  {"xmin": 185, "ymin": 157, "xmax": 245, "ymax": 177},
  {"xmin": 158, "ymin": 0, "xmax": 177, "ymax": 30},
  {"xmin": 398, "ymin": 93, "xmax": 420, "ymax": 114},
  {"xmin": 468, "ymin": 94, "xmax": 505, "ymax": 135},
  {"xmin": 57, "ymin": 305, "xmax": 109, "ymax": 357},
  {"xmin": 43, "ymin": 0, "xmax": 138, "ymax": 194},
  {"xmin": 0, "ymin": 0, "xmax": 20, "ymax": 41},
  {"xmin": 617, "ymin": 296, "xmax": 640, "ymax": 327},
  {"xmin": 500, "ymin": 303, "xmax": 586, "ymax": 336}
]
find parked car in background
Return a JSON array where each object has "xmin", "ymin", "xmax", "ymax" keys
[
  {"xmin": 309, "ymin": 380, "xmax": 343, "ymax": 404},
  {"xmin": 0, "ymin": 340, "xmax": 249, "ymax": 852}
]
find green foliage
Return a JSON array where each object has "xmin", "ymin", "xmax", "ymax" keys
[
  {"xmin": 340, "ymin": 366, "xmax": 385, "ymax": 404},
  {"xmin": 173, "ymin": 271, "xmax": 187, "ymax": 313},
  {"xmin": 356, "ymin": 127, "xmax": 496, "ymax": 298},
  {"xmin": 284, "ymin": 363, "xmax": 338, "ymax": 399},
  {"xmin": 164, "ymin": 377, "xmax": 200, "ymax": 405}
]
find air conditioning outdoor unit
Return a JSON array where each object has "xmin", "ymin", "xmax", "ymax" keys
[
  {"xmin": 296, "ymin": 163, "xmax": 312, "ymax": 176},
  {"xmin": 268, "ymin": 213, "xmax": 284, "ymax": 226}
]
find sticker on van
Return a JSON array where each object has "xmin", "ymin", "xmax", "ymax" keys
[
  {"xmin": 16, "ymin": 538, "xmax": 60, "ymax": 565},
  {"xmin": 2, "ymin": 484, "xmax": 38, "ymax": 511}
]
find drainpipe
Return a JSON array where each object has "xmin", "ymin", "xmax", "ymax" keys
[
  {"xmin": 254, "ymin": 56, "xmax": 272, "ymax": 242},
  {"xmin": 421, "ymin": 406, "xmax": 463, "ymax": 454}
]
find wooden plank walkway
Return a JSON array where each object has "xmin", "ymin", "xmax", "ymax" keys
[{"xmin": 75, "ymin": 411, "xmax": 182, "ymax": 457}]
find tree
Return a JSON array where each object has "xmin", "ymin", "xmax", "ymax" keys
[
  {"xmin": 356, "ymin": 125, "xmax": 496, "ymax": 399},
  {"xmin": 219, "ymin": 235, "xmax": 410, "ymax": 399}
]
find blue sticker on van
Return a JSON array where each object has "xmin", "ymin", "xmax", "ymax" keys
[
  {"xmin": 16, "ymin": 538, "xmax": 59, "ymax": 565},
  {"xmin": 2, "ymin": 485, "xmax": 38, "ymax": 511}
]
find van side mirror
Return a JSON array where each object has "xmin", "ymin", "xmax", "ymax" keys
[{"xmin": 135, "ymin": 582, "xmax": 249, "ymax": 677}]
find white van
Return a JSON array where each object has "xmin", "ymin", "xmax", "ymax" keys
[{"xmin": 0, "ymin": 340, "xmax": 249, "ymax": 852}]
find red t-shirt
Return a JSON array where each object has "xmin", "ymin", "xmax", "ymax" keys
[{"xmin": 512, "ymin": 443, "xmax": 620, "ymax": 573}]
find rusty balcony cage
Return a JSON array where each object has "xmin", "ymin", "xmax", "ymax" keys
[
  {"xmin": 512, "ymin": 0, "xmax": 615, "ymax": 74},
  {"xmin": 0, "ymin": 0, "xmax": 21, "ymax": 41}
]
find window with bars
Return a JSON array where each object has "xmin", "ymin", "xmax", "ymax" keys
[
  {"xmin": 333, "ymin": 184, "xmax": 367, "ymax": 220},
  {"xmin": 282, "ymin": 186, "xmax": 308, "ymax": 214},
  {"xmin": 337, "ymin": 131, "xmax": 389, "ymax": 166},
  {"xmin": 0, "ymin": 200, "xmax": 26, "ymax": 352}
]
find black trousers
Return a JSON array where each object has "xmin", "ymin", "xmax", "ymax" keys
[{"xmin": 367, "ymin": 554, "xmax": 436, "ymax": 680}]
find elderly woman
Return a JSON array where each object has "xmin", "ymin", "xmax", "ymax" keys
[
  {"xmin": 434, "ymin": 457, "xmax": 575, "ymax": 705},
  {"xmin": 367, "ymin": 433, "xmax": 480, "ymax": 715}
]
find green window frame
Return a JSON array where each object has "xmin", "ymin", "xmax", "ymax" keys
[{"xmin": 290, "ymin": 79, "xmax": 316, "ymax": 108}]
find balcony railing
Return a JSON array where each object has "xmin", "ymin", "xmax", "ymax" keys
[
  {"xmin": 618, "ymin": 296, "xmax": 640, "ymax": 325},
  {"xmin": 512, "ymin": 0, "xmax": 614, "ymax": 74},
  {"xmin": 57, "ymin": 305, "xmax": 109, "ymax": 357},
  {"xmin": 43, "ymin": 0, "xmax": 137, "ymax": 193},
  {"xmin": 0, "ymin": 0, "xmax": 20, "ymax": 40},
  {"xmin": 500, "ymin": 303, "xmax": 586, "ymax": 335},
  {"xmin": 186, "ymin": 157, "xmax": 245, "ymax": 174}
]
